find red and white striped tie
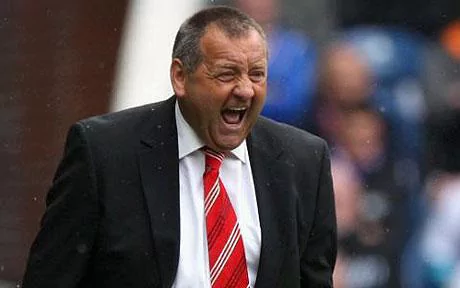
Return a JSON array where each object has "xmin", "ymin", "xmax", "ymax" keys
[{"xmin": 203, "ymin": 148, "xmax": 250, "ymax": 288}]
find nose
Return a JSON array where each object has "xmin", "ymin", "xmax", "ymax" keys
[{"xmin": 233, "ymin": 76, "xmax": 255, "ymax": 99}]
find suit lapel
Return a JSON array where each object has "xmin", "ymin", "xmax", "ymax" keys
[
  {"xmin": 248, "ymin": 120, "xmax": 289, "ymax": 288},
  {"xmin": 138, "ymin": 97, "xmax": 180, "ymax": 288}
]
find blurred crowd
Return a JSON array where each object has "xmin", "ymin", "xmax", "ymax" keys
[{"xmin": 216, "ymin": 0, "xmax": 460, "ymax": 287}]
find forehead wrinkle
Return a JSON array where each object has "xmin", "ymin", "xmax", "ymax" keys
[
  {"xmin": 203, "ymin": 47, "xmax": 267, "ymax": 70},
  {"xmin": 199, "ymin": 25, "xmax": 267, "ymax": 69}
]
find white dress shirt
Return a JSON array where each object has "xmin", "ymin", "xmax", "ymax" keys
[{"xmin": 172, "ymin": 101, "xmax": 261, "ymax": 288}]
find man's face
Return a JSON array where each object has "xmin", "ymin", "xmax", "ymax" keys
[{"xmin": 172, "ymin": 25, "xmax": 267, "ymax": 152}]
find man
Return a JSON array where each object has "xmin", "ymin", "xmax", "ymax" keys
[{"xmin": 22, "ymin": 6, "xmax": 336, "ymax": 288}]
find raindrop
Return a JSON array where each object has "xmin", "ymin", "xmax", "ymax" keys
[
  {"xmin": 157, "ymin": 124, "xmax": 162, "ymax": 129},
  {"xmin": 77, "ymin": 243, "xmax": 87, "ymax": 254}
]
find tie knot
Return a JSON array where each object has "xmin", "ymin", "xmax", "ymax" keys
[{"xmin": 203, "ymin": 147, "xmax": 225, "ymax": 171}]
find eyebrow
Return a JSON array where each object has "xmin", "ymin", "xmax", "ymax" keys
[
  {"xmin": 216, "ymin": 63, "xmax": 239, "ymax": 69},
  {"xmin": 215, "ymin": 59, "xmax": 266, "ymax": 68}
]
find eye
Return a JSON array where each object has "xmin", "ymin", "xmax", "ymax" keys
[
  {"xmin": 217, "ymin": 72, "xmax": 235, "ymax": 82},
  {"xmin": 249, "ymin": 70, "xmax": 266, "ymax": 82}
]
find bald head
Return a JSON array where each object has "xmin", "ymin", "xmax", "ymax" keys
[{"xmin": 319, "ymin": 43, "xmax": 374, "ymax": 107}]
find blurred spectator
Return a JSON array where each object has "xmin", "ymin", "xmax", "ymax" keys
[
  {"xmin": 234, "ymin": 0, "xmax": 317, "ymax": 129},
  {"xmin": 420, "ymin": 173, "xmax": 460, "ymax": 287},
  {"xmin": 342, "ymin": 27, "xmax": 426, "ymax": 195},
  {"xmin": 399, "ymin": 34, "xmax": 460, "ymax": 288},
  {"xmin": 417, "ymin": 99, "xmax": 460, "ymax": 287},
  {"xmin": 311, "ymin": 29, "xmax": 426, "ymax": 220},
  {"xmin": 336, "ymin": 107, "xmax": 387, "ymax": 173},
  {"xmin": 308, "ymin": 41, "xmax": 373, "ymax": 146},
  {"xmin": 333, "ymin": 107, "xmax": 412, "ymax": 288},
  {"xmin": 331, "ymin": 158, "xmax": 363, "ymax": 288}
]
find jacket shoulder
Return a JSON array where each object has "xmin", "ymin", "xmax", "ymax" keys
[
  {"xmin": 254, "ymin": 116, "xmax": 327, "ymax": 151},
  {"xmin": 74, "ymin": 97, "xmax": 175, "ymax": 143}
]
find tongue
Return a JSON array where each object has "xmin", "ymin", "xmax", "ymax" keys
[{"xmin": 222, "ymin": 110, "xmax": 241, "ymax": 124}]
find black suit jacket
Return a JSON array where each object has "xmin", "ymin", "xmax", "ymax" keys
[{"xmin": 22, "ymin": 96, "xmax": 336, "ymax": 287}]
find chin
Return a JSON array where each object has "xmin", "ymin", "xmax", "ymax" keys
[
  {"xmin": 210, "ymin": 129, "xmax": 246, "ymax": 151},
  {"xmin": 216, "ymin": 143, "xmax": 239, "ymax": 152},
  {"xmin": 215, "ymin": 138, "xmax": 244, "ymax": 152}
]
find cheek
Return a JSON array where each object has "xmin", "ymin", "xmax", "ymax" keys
[
  {"xmin": 253, "ymin": 87, "xmax": 267, "ymax": 107},
  {"xmin": 255, "ymin": 83, "xmax": 267, "ymax": 98},
  {"xmin": 199, "ymin": 94, "xmax": 222, "ymax": 114},
  {"xmin": 205, "ymin": 86, "xmax": 235, "ymax": 109},
  {"xmin": 193, "ymin": 93, "xmax": 223, "ymax": 124}
]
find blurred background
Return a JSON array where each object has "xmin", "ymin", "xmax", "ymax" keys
[{"xmin": 1, "ymin": 0, "xmax": 459, "ymax": 287}]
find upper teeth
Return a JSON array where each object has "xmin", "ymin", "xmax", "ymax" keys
[{"xmin": 228, "ymin": 107, "xmax": 246, "ymax": 112}]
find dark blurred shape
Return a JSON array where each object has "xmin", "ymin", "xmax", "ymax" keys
[
  {"xmin": 421, "ymin": 39, "xmax": 460, "ymax": 114},
  {"xmin": 426, "ymin": 58, "xmax": 460, "ymax": 172},
  {"xmin": 337, "ymin": 0, "xmax": 460, "ymax": 37},
  {"xmin": 417, "ymin": 105, "xmax": 460, "ymax": 286},
  {"xmin": 0, "ymin": 1, "xmax": 22, "ymax": 283},
  {"xmin": 427, "ymin": 105, "xmax": 460, "ymax": 173},
  {"xmin": 0, "ymin": 0, "xmax": 128, "ymax": 282},
  {"xmin": 408, "ymin": 58, "xmax": 460, "ymax": 288}
]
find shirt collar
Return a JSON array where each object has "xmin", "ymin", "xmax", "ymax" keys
[{"xmin": 175, "ymin": 100, "xmax": 247, "ymax": 163}]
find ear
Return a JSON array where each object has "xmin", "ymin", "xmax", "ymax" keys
[{"xmin": 170, "ymin": 58, "xmax": 187, "ymax": 98}]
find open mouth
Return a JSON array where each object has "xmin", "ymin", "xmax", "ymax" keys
[{"xmin": 221, "ymin": 107, "xmax": 247, "ymax": 125}]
